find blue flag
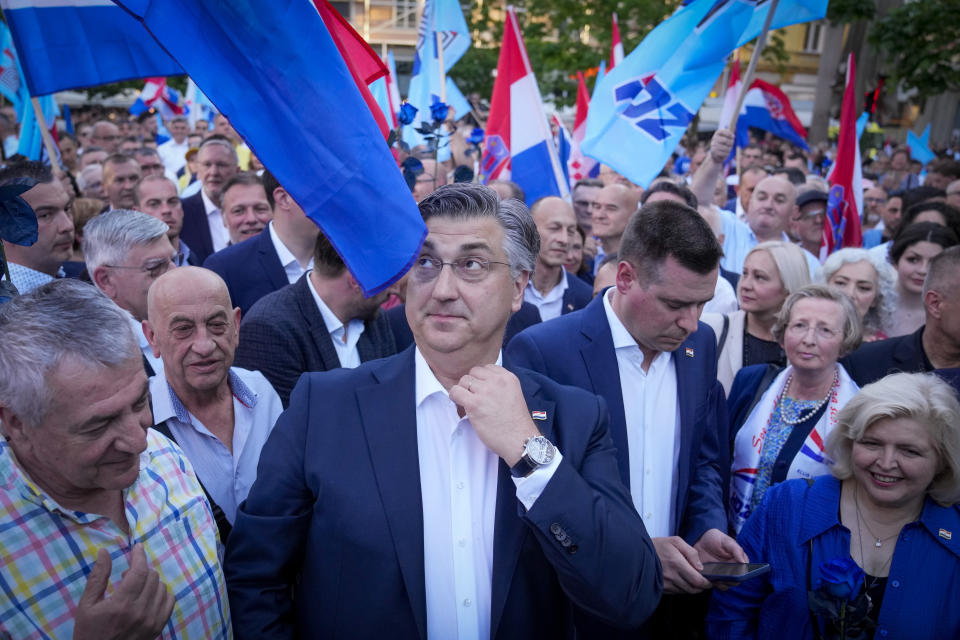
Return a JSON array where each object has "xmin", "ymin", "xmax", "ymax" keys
[
  {"xmin": 17, "ymin": 95, "xmax": 58, "ymax": 161},
  {"xmin": 0, "ymin": 20, "xmax": 27, "ymax": 117},
  {"xmin": 404, "ymin": 0, "xmax": 471, "ymax": 149},
  {"xmin": 1, "ymin": 0, "xmax": 182, "ymax": 96},
  {"xmin": 907, "ymin": 125, "xmax": 935, "ymax": 165},
  {"xmin": 115, "ymin": 0, "xmax": 426, "ymax": 295},
  {"xmin": 583, "ymin": 0, "xmax": 827, "ymax": 188}
]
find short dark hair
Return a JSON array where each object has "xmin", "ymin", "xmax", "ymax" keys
[
  {"xmin": 619, "ymin": 200, "xmax": 722, "ymax": 283},
  {"xmin": 261, "ymin": 168, "xmax": 280, "ymax": 209},
  {"xmin": 889, "ymin": 222, "xmax": 959, "ymax": 265},
  {"xmin": 102, "ymin": 153, "xmax": 137, "ymax": 170},
  {"xmin": 902, "ymin": 200, "xmax": 960, "ymax": 239},
  {"xmin": 312, "ymin": 229, "xmax": 346, "ymax": 278},
  {"xmin": 900, "ymin": 185, "xmax": 946, "ymax": 213},
  {"xmin": 773, "ymin": 167, "xmax": 806, "ymax": 186},
  {"xmin": 574, "ymin": 178, "xmax": 603, "ymax": 191},
  {"xmin": 219, "ymin": 172, "xmax": 265, "ymax": 208},
  {"xmin": 931, "ymin": 159, "xmax": 960, "ymax": 180},
  {"xmin": 640, "ymin": 181, "xmax": 698, "ymax": 208},
  {"xmin": 136, "ymin": 111, "xmax": 154, "ymax": 124},
  {"xmin": 0, "ymin": 160, "xmax": 53, "ymax": 187},
  {"xmin": 487, "ymin": 179, "xmax": 525, "ymax": 204},
  {"xmin": 925, "ymin": 245, "xmax": 960, "ymax": 297}
]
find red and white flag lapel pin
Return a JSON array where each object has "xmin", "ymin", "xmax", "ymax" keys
[
  {"xmin": 531, "ymin": 410, "xmax": 547, "ymax": 421},
  {"xmin": 940, "ymin": 528, "xmax": 952, "ymax": 541},
  {"xmin": 685, "ymin": 347, "xmax": 695, "ymax": 358}
]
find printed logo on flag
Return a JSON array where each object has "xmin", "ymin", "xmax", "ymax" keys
[
  {"xmin": 481, "ymin": 135, "xmax": 510, "ymax": 176},
  {"xmin": 826, "ymin": 184, "xmax": 849, "ymax": 248},
  {"xmin": 612, "ymin": 77, "xmax": 696, "ymax": 142}
]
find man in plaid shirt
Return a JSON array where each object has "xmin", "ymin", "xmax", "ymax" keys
[{"xmin": 0, "ymin": 280, "xmax": 230, "ymax": 639}]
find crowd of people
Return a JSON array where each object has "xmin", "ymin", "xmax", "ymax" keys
[{"xmin": 1, "ymin": 105, "xmax": 960, "ymax": 639}]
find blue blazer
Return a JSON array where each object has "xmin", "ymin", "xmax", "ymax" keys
[
  {"xmin": 203, "ymin": 228, "xmax": 289, "ymax": 318},
  {"xmin": 224, "ymin": 348, "xmax": 662, "ymax": 639},
  {"xmin": 179, "ymin": 190, "xmax": 215, "ymax": 264},
  {"xmin": 505, "ymin": 293, "xmax": 729, "ymax": 544},
  {"xmin": 559, "ymin": 272, "xmax": 593, "ymax": 316},
  {"xmin": 708, "ymin": 476, "xmax": 960, "ymax": 639}
]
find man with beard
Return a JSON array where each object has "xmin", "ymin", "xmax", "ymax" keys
[{"xmin": 233, "ymin": 231, "xmax": 397, "ymax": 406}]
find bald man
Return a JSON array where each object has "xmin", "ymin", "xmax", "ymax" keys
[
  {"xmin": 591, "ymin": 183, "xmax": 639, "ymax": 267},
  {"xmin": 524, "ymin": 196, "xmax": 593, "ymax": 321},
  {"xmin": 144, "ymin": 267, "xmax": 283, "ymax": 541}
]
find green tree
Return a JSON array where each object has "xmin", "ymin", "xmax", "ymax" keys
[
  {"xmin": 452, "ymin": 0, "xmax": 676, "ymax": 108},
  {"xmin": 869, "ymin": 0, "xmax": 960, "ymax": 99}
]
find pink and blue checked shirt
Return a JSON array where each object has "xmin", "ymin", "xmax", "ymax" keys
[{"xmin": 0, "ymin": 429, "xmax": 231, "ymax": 639}]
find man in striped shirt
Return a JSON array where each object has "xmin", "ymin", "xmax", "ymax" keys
[{"xmin": 0, "ymin": 280, "xmax": 230, "ymax": 639}]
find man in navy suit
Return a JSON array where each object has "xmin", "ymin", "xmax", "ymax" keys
[
  {"xmin": 507, "ymin": 200, "xmax": 746, "ymax": 636},
  {"xmin": 203, "ymin": 170, "xmax": 319, "ymax": 317},
  {"xmin": 524, "ymin": 196, "xmax": 592, "ymax": 321},
  {"xmin": 179, "ymin": 137, "xmax": 239, "ymax": 263},
  {"xmin": 224, "ymin": 183, "xmax": 662, "ymax": 638}
]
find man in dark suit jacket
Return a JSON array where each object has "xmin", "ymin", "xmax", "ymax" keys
[
  {"xmin": 179, "ymin": 137, "xmax": 239, "ymax": 263},
  {"xmin": 235, "ymin": 271, "xmax": 396, "ymax": 407},
  {"xmin": 507, "ymin": 200, "xmax": 744, "ymax": 637},
  {"xmin": 842, "ymin": 246, "xmax": 960, "ymax": 386},
  {"xmin": 524, "ymin": 196, "xmax": 593, "ymax": 321},
  {"xmin": 203, "ymin": 170, "xmax": 320, "ymax": 317},
  {"xmin": 224, "ymin": 182, "xmax": 662, "ymax": 638}
]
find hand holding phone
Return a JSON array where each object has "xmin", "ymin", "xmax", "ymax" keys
[{"xmin": 700, "ymin": 562, "xmax": 770, "ymax": 582}]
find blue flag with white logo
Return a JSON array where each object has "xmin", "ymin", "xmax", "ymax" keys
[
  {"xmin": 115, "ymin": 0, "xmax": 426, "ymax": 296},
  {"xmin": 582, "ymin": 0, "xmax": 827, "ymax": 188}
]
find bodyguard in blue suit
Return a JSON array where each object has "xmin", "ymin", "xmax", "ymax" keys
[
  {"xmin": 507, "ymin": 200, "xmax": 745, "ymax": 637},
  {"xmin": 224, "ymin": 183, "xmax": 662, "ymax": 638}
]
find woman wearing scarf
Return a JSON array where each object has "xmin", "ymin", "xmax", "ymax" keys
[{"xmin": 728, "ymin": 285, "xmax": 862, "ymax": 533}]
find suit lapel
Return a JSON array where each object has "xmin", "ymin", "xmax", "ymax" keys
[
  {"xmin": 356, "ymin": 350, "xmax": 427, "ymax": 640},
  {"xmin": 257, "ymin": 228, "xmax": 291, "ymax": 291},
  {"xmin": 489, "ymin": 369, "xmax": 555, "ymax": 640},
  {"xmin": 672, "ymin": 337, "xmax": 697, "ymax": 533},
  {"xmin": 294, "ymin": 275, "xmax": 342, "ymax": 370},
  {"xmin": 579, "ymin": 297, "xmax": 630, "ymax": 487}
]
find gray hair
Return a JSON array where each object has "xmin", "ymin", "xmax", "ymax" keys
[
  {"xmin": 83, "ymin": 209, "xmax": 170, "ymax": 274},
  {"xmin": 827, "ymin": 372, "xmax": 960, "ymax": 506},
  {"xmin": 198, "ymin": 137, "xmax": 239, "ymax": 164},
  {"xmin": 817, "ymin": 247, "xmax": 896, "ymax": 336},
  {"xmin": 418, "ymin": 183, "xmax": 539, "ymax": 278},
  {"xmin": 772, "ymin": 284, "xmax": 863, "ymax": 356},
  {"xmin": 0, "ymin": 280, "xmax": 139, "ymax": 426}
]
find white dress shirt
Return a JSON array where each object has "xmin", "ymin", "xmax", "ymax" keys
[
  {"xmin": 149, "ymin": 368, "xmax": 282, "ymax": 523},
  {"xmin": 603, "ymin": 289, "xmax": 680, "ymax": 538},
  {"xmin": 157, "ymin": 138, "xmax": 190, "ymax": 174},
  {"xmin": 268, "ymin": 221, "xmax": 313, "ymax": 284},
  {"xmin": 126, "ymin": 310, "xmax": 163, "ymax": 376},
  {"xmin": 415, "ymin": 348, "xmax": 561, "ymax": 640},
  {"xmin": 201, "ymin": 188, "xmax": 231, "ymax": 253},
  {"xmin": 523, "ymin": 269, "xmax": 569, "ymax": 321},
  {"xmin": 307, "ymin": 273, "xmax": 364, "ymax": 368}
]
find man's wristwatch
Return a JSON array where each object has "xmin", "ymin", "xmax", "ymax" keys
[{"xmin": 510, "ymin": 435, "xmax": 556, "ymax": 478}]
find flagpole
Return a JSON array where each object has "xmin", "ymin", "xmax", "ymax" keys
[
  {"xmin": 31, "ymin": 97, "xmax": 61, "ymax": 178},
  {"xmin": 436, "ymin": 31, "xmax": 447, "ymax": 103},
  {"xmin": 727, "ymin": 0, "xmax": 779, "ymax": 133}
]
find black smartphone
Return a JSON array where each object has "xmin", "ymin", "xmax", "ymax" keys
[{"xmin": 700, "ymin": 562, "xmax": 770, "ymax": 582}]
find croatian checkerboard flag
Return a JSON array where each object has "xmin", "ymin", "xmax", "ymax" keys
[
  {"xmin": 129, "ymin": 77, "xmax": 185, "ymax": 119},
  {"xmin": 735, "ymin": 79, "xmax": 809, "ymax": 150},
  {"xmin": 583, "ymin": 0, "xmax": 827, "ymax": 189},
  {"xmin": 481, "ymin": 6, "xmax": 568, "ymax": 205},
  {"xmin": 822, "ymin": 53, "xmax": 862, "ymax": 259},
  {"xmin": 568, "ymin": 71, "xmax": 599, "ymax": 186}
]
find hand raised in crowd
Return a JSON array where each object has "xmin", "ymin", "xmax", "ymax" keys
[
  {"xmin": 709, "ymin": 128, "xmax": 735, "ymax": 164},
  {"xmin": 450, "ymin": 364, "xmax": 541, "ymax": 466},
  {"xmin": 73, "ymin": 544, "xmax": 174, "ymax": 640}
]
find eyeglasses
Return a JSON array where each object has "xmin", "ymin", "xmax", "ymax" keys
[
  {"xmin": 104, "ymin": 257, "xmax": 175, "ymax": 279},
  {"xmin": 787, "ymin": 321, "xmax": 840, "ymax": 341},
  {"xmin": 411, "ymin": 256, "xmax": 510, "ymax": 283}
]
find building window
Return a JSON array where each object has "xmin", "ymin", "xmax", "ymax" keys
[{"xmin": 803, "ymin": 21, "xmax": 824, "ymax": 53}]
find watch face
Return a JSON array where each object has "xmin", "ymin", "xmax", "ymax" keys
[{"xmin": 526, "ymin": 436, "xmax": 555, "ymax": 465}]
